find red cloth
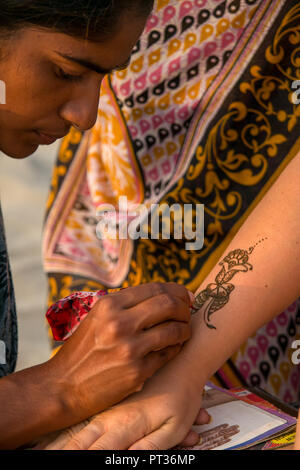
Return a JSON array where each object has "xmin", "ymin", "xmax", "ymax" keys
[
  {"xmin": 47, "ymin": 288, "xmax": 196, "ymax": 342},
  {"xmin": 46, "ymin": 290, "xmax": 108, "ymax": 341}
]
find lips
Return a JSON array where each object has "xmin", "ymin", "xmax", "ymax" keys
[{"xmin": 35, "ymin": 130, "xmax": 68, "ymax": 145}]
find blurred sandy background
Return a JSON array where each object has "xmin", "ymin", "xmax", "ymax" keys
[{"xmin": 0, "ymin": 142, "xmax": 60, "ymax": 370}]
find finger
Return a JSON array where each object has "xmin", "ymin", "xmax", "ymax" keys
[
  {"xmin": 63, "ymin": 421, "xmax": 105, "ymax": 450},
  {"xmin": 87, "ymin": 414, "xmax": 149, "ymax": 450},
  {"xmin": 46, "ymin": 431, "xmax": 77, "ymax": 450},
  {"xmin": 129, "ymin": 422, "xmax": 181, "ymax": 450},
  {"xmin": 138, "ymin": 321, "xmax": 191, "ymax": 356},
  {"xmin": 32, "ymin": 431, "xmax": 62, "ymax": 450},
  {"xmin": 130, "ymin": 294, "xmax": 191, "ymax": 330},
  {"xmin": 45, "ymin": 421, "xmax": 90, "ymax": 450},
  {"xmin": 103, "ymin": 282, "xmax": 192, "ymax": 309},
  {"xmin": 179, "ymin": 430, "xmax": 201, "ymax": 447},
  {"xmin": 194, "ymin": 408, "xmax": 211, "ymax": 425},
  {"xmin": 89, "ymin": 431, "xmax": 132, "ymax": 450}
]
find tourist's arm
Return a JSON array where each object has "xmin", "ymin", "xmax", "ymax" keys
[
  {"xmin": 0, "ymin": 283, "xmax": 193, "ymax": 449},
  {"xmin": 57, "ymin": 152, "xmax": 300, "ymax": 450}
]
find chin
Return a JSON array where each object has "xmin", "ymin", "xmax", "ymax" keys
[{"xmin": 0, "ymin": 142, "xmax": 39, "ymax": 159}]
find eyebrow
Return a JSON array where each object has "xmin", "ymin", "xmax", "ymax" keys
[{"xmin": 55, "ymin": 52, "xmax": 131, "ymax": 75}]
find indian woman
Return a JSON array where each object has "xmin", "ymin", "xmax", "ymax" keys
[{"xmin": 0, "ymin": 0, "xmax": 201, "ymax": 449}]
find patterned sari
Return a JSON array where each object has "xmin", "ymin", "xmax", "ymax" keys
[{"xmin": 44, "ymin": 0, "xmax": 300, "ymax": 402}]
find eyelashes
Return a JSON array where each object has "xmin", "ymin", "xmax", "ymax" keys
[{"xmin": 55, "ymin": 66, "xmax": 83, "ymax": 82}]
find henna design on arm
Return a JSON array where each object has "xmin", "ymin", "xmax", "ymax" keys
[{"xmin": 191, "ymin": 239, "xmax": 267, "ymax": 329}]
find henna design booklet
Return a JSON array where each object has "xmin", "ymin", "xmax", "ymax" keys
[{"xmin": 177, "ymin": 384, "xmax": 297, "ymax": 451}]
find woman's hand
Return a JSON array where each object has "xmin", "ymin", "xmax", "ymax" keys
[
  {"xmin": 43, "ymin": 348, "xmax": 207, "ymax": 450},
  {"xmin": 41, "ymin": 403, "xmax": 210, "ymax": 450},
  {"xmin": 47, "ymin": 282, "xmax": 193, "ymax": 425}
]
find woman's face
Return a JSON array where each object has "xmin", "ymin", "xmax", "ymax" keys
[{"xmin": 0, "ymin": 16, "xmax": 146, "ymax": 158}]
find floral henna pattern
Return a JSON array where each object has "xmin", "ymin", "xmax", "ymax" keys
[{"xmin": 191, "ymin": 239, "xmax": 267, "ymax": 329}]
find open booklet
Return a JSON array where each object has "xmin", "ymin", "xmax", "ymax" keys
[{"xmin": 177, "ymin": 384, "xmax": 297, "ymax": 450}]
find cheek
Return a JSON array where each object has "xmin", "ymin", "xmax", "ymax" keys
[{"xmin": 5, "ymin": 66, "xmax": 67, "ymax": 119}]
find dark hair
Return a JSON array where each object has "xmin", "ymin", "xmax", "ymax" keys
[{"xmin": 0, "ymin": 0, "xmax": 154, "ymax": 41}]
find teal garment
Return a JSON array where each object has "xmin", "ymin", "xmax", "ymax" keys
[{"xmin": 0, "ymin": 205, "xmax": 18, "ymax": 377}]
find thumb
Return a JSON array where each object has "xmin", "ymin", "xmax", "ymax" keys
[
  {"xmin": 178, "ymin": 409, "xmax": 211, "ymax": 447},
  {"xmin": 194, "ymin": 408, "xmax": 211, "ymax": 425},
  {"xmin": 178, "ymin": 430, "xmax": 201, "ymax": 448}
]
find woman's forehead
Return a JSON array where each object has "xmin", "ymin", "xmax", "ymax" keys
[{"xmin": 10, "ymin": 19, "xmax": 146, "ymax": 70}]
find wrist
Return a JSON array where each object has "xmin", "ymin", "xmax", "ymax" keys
[
  {"xmin": 45, "ymin": 355, "xmax": 86, "ymax": 426},
  {"xmin": 176, "ymin": 312, "xmax": 212, "ymax": 389},
  {"xmin": 147, "ymin": 324, "xmax": 208, "ymax": 398}
]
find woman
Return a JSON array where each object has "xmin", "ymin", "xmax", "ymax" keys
[
  {"xmin": 0, "ymin": 0, "xmax": 200, "ymax": 449},
  {"xmin": 45, "ymin": 0, "xmax": 300, "ymax": 405}
]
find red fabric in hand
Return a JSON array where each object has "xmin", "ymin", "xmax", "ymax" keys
[{"xmin": 46, "ymin": 290, "xmax": 108, "ymax": 341}]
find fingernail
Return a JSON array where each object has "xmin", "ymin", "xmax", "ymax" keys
[
  {"xmin": 135, "ymin": 382, "xmax": 145, "ymax": 392},
  {"xmin": 188, "ymin": 290, "xmax": 195, "ymax": 306},
  {"xmin": 207, "ymin": 414, "xmax": 212, "ymax": 424},
  {"xmin": 198, "ymin": 436, "xmax": 203, "ymax": 445}
]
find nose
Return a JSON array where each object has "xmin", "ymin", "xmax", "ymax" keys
[{"xmin": 59, "ymin": 79, "xmax": 102, "ymax": 131}]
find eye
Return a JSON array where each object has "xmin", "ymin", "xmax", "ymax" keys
[{"xmin": 55, "ymin": 66, "xmax": 83, "ymax": 82}]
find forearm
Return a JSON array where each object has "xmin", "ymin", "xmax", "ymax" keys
[
  {"xmin": 177, "ymin": 154, "xmax": 300, "ymax": 388},
  {"xmin": 0, "ymin": 361, "xmax": 67, "ymax": 449},
  {"xmin": 0, "ymin": 281, "xmax": 195, "ymax": 449}
]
